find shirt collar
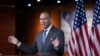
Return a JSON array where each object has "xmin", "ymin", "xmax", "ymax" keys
[{"xmin": 44, "ymin": 24, "xmax": 52, "ymax": 31}]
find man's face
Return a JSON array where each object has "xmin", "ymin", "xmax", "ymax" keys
[{"xmin": 40, "ymin": 13, "xmax": 51, "ymax": 29}]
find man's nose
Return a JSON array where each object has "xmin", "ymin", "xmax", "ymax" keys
[{"xmin": 41, "ymin": 19, "xmax": 45, "ymax": 22}]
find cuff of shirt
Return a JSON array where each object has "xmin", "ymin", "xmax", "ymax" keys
[{"xmin": 17, "ymin": 42, "xmax": 21, "ymax": 47}]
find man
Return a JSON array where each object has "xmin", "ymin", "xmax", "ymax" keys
[{"xmin": 8, "ymin": 11, "xmax": 65, "ymax": 56}]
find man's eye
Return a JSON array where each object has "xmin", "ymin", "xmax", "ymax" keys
[{"xmin": 40, "ymin": 18, "xmax": 47, "ymax": 19}]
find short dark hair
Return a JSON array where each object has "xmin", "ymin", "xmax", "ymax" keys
[{"xmin": 41, "ymin": 11, "xmax": 52, "ymax": 18}]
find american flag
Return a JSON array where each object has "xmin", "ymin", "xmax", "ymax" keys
[
  {"xmin": 90, "ymin": 0, "xmax": 100, "ymax": 56},
  {"xmin": 68, "ymin": 0, "xmax": 91, "ymax": 56}
]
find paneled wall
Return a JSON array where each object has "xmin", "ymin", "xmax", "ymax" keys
[{"xmin": 0, "ymin": 7, "xmax": 16, "ymax": 55}]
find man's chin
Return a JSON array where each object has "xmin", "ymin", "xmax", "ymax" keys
[
  {"xmin": 41, "ymin": 25, "xmax": 48, "ymax": 29},
  {"xmin": 43, "ymin": 26, "xmax": 48, "ymax": 29},
  {"xmin": 42, "ymin": 26, "xmax": 46, "ymax": 29}
]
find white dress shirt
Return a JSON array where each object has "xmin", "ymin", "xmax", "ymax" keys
[{"xmin": 44, "ymin": 24, "xmax": 52, "ymax": 37}]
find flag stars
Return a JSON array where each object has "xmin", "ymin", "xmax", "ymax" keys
[
  {"xmin": 96, "ymin": 10, "xmax": 98, "ymax": 13},
  {"xmin": 82, "ymin": 4, "xmax": 84, "ymax": 7},
  {"xmin": 79, "ymin": 20, "xmax": 81, "ymax": 22},
  {"xmin": 97, "ymin": 7, "xmax": 100, "ymax": 9},
  {"xmin": 93, "ymin": 21, "xmax": 94, "ymax": 24},
  {"xmin": 76, "ymin": 10, "xmax": 79, "ymax": 12},
  {"xmin": 96, "ymin": 1, "xmax": 98, "ymax": 4},
  {"xmin": 69, "ymin": 0, "xmax": 100, "ymax": 55},
  {"xmin": 80, "ymin": 0, "xmax": 82, "ymax": 2},
  {"xmin": 81, "ymin": 21, "xmax": 84, "ymax": 24},
  {"xmin": 79, "ymin": 3, "xmax": 81, "ymax": 5},
  {"xmin": 74, "ymin": 26, "xmax": 76, "ymax": 28},
  {"xmin": 82, "ymin": 13, "xmax": 85, "ymax": 16},
  {"xmin": 75, "ymin": 18, "xmax": 78, "ymax": 20},
  {"xmin": 76, "ymin": 14, "xmax": 79, "ymax": 17},
  {"xmin": 80, "ymin": 12, "xmax": 82, "ymax": 15},
  {"xmin": 75, "ymin": 22, "xmax": 77, "ymax": 24},
  {"xmin": 95, "ymin": 9, "xmax": 97, "ymax": 12},
  {"xmin": 78, "ymin": 7, "xmax": 80, "ymax": 9},
  {"xmin": 97, "ymin": 20, "xmax": 99, "ymax": 23},
  {"xmin": 95, "ymin": 4, "xmax": 98, "ymax": 7},
  {"xmin": 78, "ymin": 19, "xmax": 80, "ymax": 22},
  {"xmin": 73, "ymin": 0, "xmax": 86, "ymax": 29},
  {"xmin": 82, "ymin": 18, "xmax": 84, "ymax": 20},
  {"xmin": 83, "ymin": 10, "xmax": 85, "ymax": 12},
  {"xmin": 98, "ymin": 16, "xmax": 100, "ymax": 19},
  {"xmin": 79, "ymin": 16, "xmax": 82, "ymax": 18},
  {"xmin": 95, "ymin": 14, "xmax": 97, "ymax": 17},
  {"xmin": 94, "ymin": 18, "xmax": 96, "ymax": 21},
  {"xmin": 99, "ymin": 3, "xmax": 100, "ymax": 6},
  {"xmin": 92, "ymin": 2, "xmax": 100, "ymax": 27},
  {"xmin": 81, "ymin": 8, "xmax": 83, "ymax": 11},
  {"xmin": 78, "ymin": 23, "xmax": 80, "ymax": 25},
  {"xmin": 84, "ymin": 19, "xmax": 86, "ymax": 21}
]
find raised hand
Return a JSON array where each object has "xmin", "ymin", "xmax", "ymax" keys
[
  {"xmin": 8, "ymin": 36, "xmax": 19, "ymax": 46},
  {"xmin": 51, "ymin": 37, "xmax": 59, "ymax": 48}
]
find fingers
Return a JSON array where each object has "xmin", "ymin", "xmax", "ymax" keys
[
  {"xmin": 0, "ymin": 53, "xmax": 2, "ymax": 56},
  {"xmin": 8, "ymin": 36, "xmax": 13, "ymax": 43},
  {"xmin": 51, "ymin": 37, "xmax": 58, "ymax": 41},
  {"xmin": 51, "ymin": 37, "xmax": 59, "ymax": 47},
  {"xmin": 55, "ymin": 38, "xmax": 59, "ymax": 41},
  {"xmin": 52, "ymin": 38, "xmax": 59, "ymax": 44},
  {"xmin": 8, "ymin": 36, "xmax": 18, "ymax": 45},
  {"xmin": 51, "ymin": 38, "xmax": 59, "ymax": 43},
  {"xmin": 8, "ymin": 36, "xmax": 14, "ymax": 43}
]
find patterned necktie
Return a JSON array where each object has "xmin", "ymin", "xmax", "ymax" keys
[{"xmin": 42, "ymin": 30, "xmax": 47, "ymax": 46}]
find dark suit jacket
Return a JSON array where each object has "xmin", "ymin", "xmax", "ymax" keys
[{"xmin": 18, "ymin": 26, "xmax": 65, "ymax": 56}]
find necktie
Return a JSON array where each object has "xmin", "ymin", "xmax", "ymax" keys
[{"xmin": 42, "ymin": 30, "xmax": 47, "ymax": 46}]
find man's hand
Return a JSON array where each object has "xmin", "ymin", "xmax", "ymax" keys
[
  {"xmin": 51, "ymin": 38, "xmax": 59, "ymax": 48},
  {"xmin": 0, "ymin": 53, "xmax": 2, "ymax": 56},
  {"xmin": 8, "ymin": 36, "xmax": 19, "ymax": 46}
]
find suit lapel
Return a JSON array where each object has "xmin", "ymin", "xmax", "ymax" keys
[
  {"xmin": 39, "ymin": 30, "xmax": 44, "ymax": 51},
  {"xmin": 42, "ymin": 26, "xmax": 54, "ymax": 49}
]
